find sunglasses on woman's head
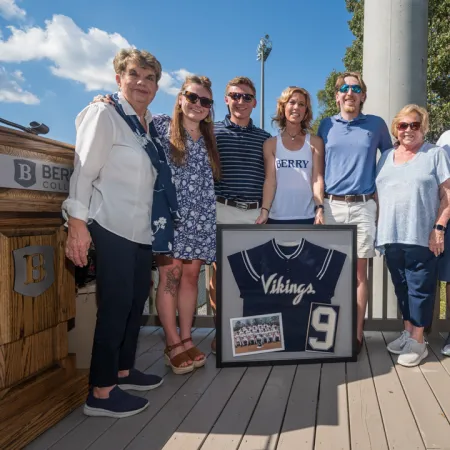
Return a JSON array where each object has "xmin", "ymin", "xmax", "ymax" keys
[
  {"xmin": 182, "ymin": 90, "xmax": 214, "ymax": 108},
  {"xmin": 227, "ymin": 92, "xmax": 255, "ymax": 103},
  {"xmin": 396, "ymin": 121, "xmax": 421, "ymax": 131},
  {"xmin": 338, "ymin": 84, "xmax": 362, "ymax": 94}
]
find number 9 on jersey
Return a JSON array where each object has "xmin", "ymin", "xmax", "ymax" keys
[{"xmin": 305, "ymin": 303, "xmax": 340, "ymax": 353}]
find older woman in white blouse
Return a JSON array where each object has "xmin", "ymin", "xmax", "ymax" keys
[{"xmin": 62, "ymin": 49, "xmax": 166, "ymax": 419}]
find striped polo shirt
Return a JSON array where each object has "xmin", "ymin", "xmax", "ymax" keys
[{"xmin": 214, "ymin": 115, "xmax": 271, "ymax": 203}]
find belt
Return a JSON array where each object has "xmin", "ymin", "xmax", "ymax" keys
[
  {"xmin": 325, "ymin": 193, "xmax": 375, "ymax": 203},
  {"xmin": 216, "ymin": 196, "xmax": 260, "ymax": 210}
]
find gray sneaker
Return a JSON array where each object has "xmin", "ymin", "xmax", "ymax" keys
[
  {"xmin": 397, "ymin": 338, "xmax": 428, "ymax": 367},
  {"xmin": 441, "ymin": 334, "xmax": 450, "ymax": 357},
  {"xmin": 386, "ymin": 330, "xmax": 410, "ymax": 354}
]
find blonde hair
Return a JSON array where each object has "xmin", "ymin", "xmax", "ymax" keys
[
  {"xmin": 169, "ymin": 75, "xmax": 220, "ymax": 180},
  {"xmin": 225, "ymin": 76, "xmax": 256, "ymax": 96},
  {"xmin": 271, "ymin": 86, "xmax": 313, "ymax": 132},
  {"xmin": 334, "ymin": 71, "xmax": 367, "ymax": 94},
  {"xmin": 113, "ymin": 48, "xmax": 162, "ymax": 82},
  {"xmin": 391, "ymin": 104, "xmax": 429, "ymax": 139}
]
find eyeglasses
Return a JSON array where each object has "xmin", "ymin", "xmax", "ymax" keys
[
  {"xmin": 338, "ymin": 84, "xmax": 363, "ymax": 94},
  {"xmin": 396, "ymin": 121, "xmax": 421, "ymax": 131},
  {"xmin": 227, "ymin": 92, "xmax": 255, "ymax": 103},
  {"xmin": 182, "ymin": 90, "xmax": 214, "ymax": 108}
]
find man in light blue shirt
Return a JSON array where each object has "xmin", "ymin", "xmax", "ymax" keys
[{"xmin": 318, "ymin": 71, "xmax": 392, "ymax": 353}]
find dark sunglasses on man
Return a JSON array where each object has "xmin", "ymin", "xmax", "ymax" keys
[
  {"xmin": 339, "ymin": 84, "xmax": 363, "ymax": 94},
  {"xmin": 396, "ymin": 121, "xmax": 421, "ymax": 131},
  {"xmin": 227, "ymin": 92, "xmax": 255, "ymax": 103},
  {"xmin": 182, "ymin": 90, "xmax": 214, "ymax": 108}
]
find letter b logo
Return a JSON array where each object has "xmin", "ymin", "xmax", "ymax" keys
[
  {"xmin": 14, "ymin": 159, "xmax": 36, "ymax": 188},
  {"xmin": 13, "ymin": 246, "xmax": 54, "ymax": 296}
]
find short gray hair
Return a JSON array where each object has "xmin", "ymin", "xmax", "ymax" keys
[{"xmin": 113, "ymin": 48, "xmax": 162, "ymax": 83}]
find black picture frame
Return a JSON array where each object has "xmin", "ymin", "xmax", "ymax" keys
[{"xmin": 215, "ymin": 224, "xmax": 358, "ymax": 368}]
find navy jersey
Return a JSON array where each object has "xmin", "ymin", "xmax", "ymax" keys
[{"xmin": 227, "ymin": 238, "xmax": 346, "ymax": 352}]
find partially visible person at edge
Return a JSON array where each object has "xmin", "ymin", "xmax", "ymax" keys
[
  {"xmin": 209, "ymin": 76, "xmax": 271, "ymax": 353},
  {"xmin": 375, "ymin": 104, "xmax": 450, "ymax": 367},
  {"xmin": 62, "ymin": 48, "xmax": 178, "ymax": 418},
  {"xmin": 317, "ymin": 71, "xmax": 392, "ymax": 354},
  {"xmin": 152, "ymin": 75, "xmax": 220, "ymax": 374},
  {"xmin": 436, "ymin": 129, "xmax": 450, "ymax": 357},
  {"xmin": 255, "ymin": 86, "xmax": 324, "ymax": 225}
]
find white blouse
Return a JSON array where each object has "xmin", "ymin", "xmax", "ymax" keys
[{"xmin": 62, "ymin": 93, "xmax": 157, "ymax": 244}]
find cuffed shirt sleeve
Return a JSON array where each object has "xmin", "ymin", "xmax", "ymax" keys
[{"xmin": 62, "ymin": 104, "xmax": 115, "ymax": 222}]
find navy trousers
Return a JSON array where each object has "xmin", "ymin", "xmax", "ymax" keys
[
  {"xmin": 88, "ymin": 221, "xmax": 153, "ymax": 387},
  {"xmin": 384, "ymin": 244, "xmax": 438, "ymax": 328}
]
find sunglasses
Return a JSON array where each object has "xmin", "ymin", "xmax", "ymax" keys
[
  {"xmin": 182, "ymin": 90, "xmax": 214, "ymax": 108},
  {"xmin": 396, "ymin": 121, "xmax": 421, "ymax": 131},
  {"xmin": 227, "ymin": 92, "xmax": 255, "ymax": 103},
  {"xmin": 338, "ymin": 84, "xmax": 363, "ymax": 94}
]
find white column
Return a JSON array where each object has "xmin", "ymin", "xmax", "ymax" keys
[{"xmin": 362, "ymin": 0, "xmax": 429, "ymax": 320}]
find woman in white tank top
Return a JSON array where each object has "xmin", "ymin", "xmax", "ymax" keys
[{"xmin": 255, "ymin": 86, "xmax": 325, "ymax": 225}]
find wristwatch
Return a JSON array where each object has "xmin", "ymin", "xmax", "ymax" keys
[
  {"xmin": 314, "ymin": 204, "xmax": 324, "ymax": 212},
  {"xmin": 433, "ymin": 224, "xmax": 447, "ymax": 232}
]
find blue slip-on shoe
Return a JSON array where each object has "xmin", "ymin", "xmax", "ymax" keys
[
  {"xmin": 441, "ymin": 333, "xmax": 450, "ymax": 357},
  {"xmin": 83, "ymin": 386, "xmax": 149, "ymax": 418},
  {"xmin": 117, "ymin": 368, "xmax": 163, "ymax": 391}
]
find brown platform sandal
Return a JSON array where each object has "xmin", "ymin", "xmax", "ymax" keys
[
  {"xmin": 181, "ymin": 337, "xmax": 206, "ymax": 368},
  {"xmin": 164, "ymin": 342, "xmax": 194, "ymax": 375}
]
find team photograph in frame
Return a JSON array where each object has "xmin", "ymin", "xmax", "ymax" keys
[
  {"xmin": 230, "ymin": 313, "xmax": 285, "ymax": 357},
  {"xmin": 215, "ymin": 224, "xmax": 357, "ymax": 368}
]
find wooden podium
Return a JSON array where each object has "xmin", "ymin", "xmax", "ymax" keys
[{"xmin": 0, "ymin": 125, "xmax": 89, "ymax": 449}]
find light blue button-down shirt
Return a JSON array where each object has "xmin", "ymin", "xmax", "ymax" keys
[{"xmin": 318, "ymin": 113, "xmax": 392, "ymax": 195}]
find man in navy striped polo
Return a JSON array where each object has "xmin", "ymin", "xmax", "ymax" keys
[{"xmin": 210, "ymin": 76, "xmax": 271, "ymax": 353}]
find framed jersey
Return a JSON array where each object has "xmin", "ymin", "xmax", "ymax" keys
[{"xmin": 215, "ymin": 224, "xmax": 357, "ymax": 367}]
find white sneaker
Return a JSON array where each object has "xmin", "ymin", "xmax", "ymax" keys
[
  {"xmin": 397, "ymin": 338, "xmax": 428, "ymax": 367},
  {"xmin": 386, "ymin": 330, "xmax": 410, "ymax": 354},
  {"xmin": 441, "ymin": 334, "xmax": 450, "ymax": 357}
]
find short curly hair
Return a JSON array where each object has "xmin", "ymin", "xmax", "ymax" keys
[
  {"xmin": 113, "ymin": 48, "xmax": 162, "ymax": 83},
  {"xmin": 391, "ymin": 104, "xmax": 429, "ymax": 139}
]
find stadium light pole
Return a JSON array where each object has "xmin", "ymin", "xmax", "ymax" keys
[{"xmin": 256, "ymin": 34, "xmax": 272, "ymax": 129}]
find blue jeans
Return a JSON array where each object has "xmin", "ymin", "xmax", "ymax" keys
[{"xmin": 384, "ymin": 244, "xmax": 438, "ymax": 327}]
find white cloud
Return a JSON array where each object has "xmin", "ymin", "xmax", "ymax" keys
[
  {"xmin": 0, "ymin": 66, "xmax": 39, "ymax": 104},
  {"xmin": 159, "ymin": 69, "xmax": 193, "ymax": 95},
  {"xmin": 0, "ymin": 0, "xmax": 26, "ymax": 21},
  {"xmin": 0, "ymin": 14, "xmax": 191, "ymax": 95}
]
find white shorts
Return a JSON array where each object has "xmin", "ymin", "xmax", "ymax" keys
[
  {"xmin": 324, "ymin": 198, "xmax": 377, "ymax": 259},
  {"xmin": 216, "ymin": 201, "xmax": 260, "ymax": 225}
]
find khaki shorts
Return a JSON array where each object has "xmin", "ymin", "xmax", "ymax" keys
[
  {"xmin": 216, "ymin": 201, "xmax": 260, "ymax": 225},
  {"xmin": 324, "ymin": 198, "xmax": 377, "ymax": 258}
]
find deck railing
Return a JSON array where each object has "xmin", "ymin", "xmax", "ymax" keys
[{"xmin": 142, "ymin": 256, "xmax": 450, "ymax": 336}]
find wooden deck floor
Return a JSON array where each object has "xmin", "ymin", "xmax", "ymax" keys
[{"xmin": 26, "ymin": 327, "xmax": 450, "ymax": 450}]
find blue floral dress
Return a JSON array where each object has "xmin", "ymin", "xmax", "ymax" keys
[{"xmin": 153, "ymin": 114, "xmax": 216, "ymax": 264}]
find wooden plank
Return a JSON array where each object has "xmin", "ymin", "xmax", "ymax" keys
[
  {"xmin": 428, "ymin": 336, "xmax": 450, "ymax": 377},
  {"xmin": 0, "ymin": 369, "xmax": 88, "ymax": 450},
  {"xmin": 135, "ymin": 326, "xmax": 163, "ymax": 357},
  {"xmin": 314, "ymin": 363, "xmax": 350, "ymax": 450},
  {"xmin": 238, "ymin": 365, "xmax": 295, "ymax": 450},
  {"xmin": 200, "ymin": 366, "xmax": 271, "ymax": 450},
  {"xmin": 365, "ymin": 332, "xmax": 425, "ymax": 450},
  {"xmin": 86, "ymin": 328, "xmax": 214, "ymax": 450},
  {"xmin": 162, "ymin": 366, "xmax": 246, "ymax": 450},
  {"xmin": 383, "ymin": 331, "xmax": 450, "ymax": 448},
  {"xmin": 126, "ymin": 340, "xmax": 221, "ymax": 450},
  {"xmin": 416, "ymin": 339, "xmax": 450, "ymax": 438},
  {"xmin": 346, "ymin": 339, "xmax": 388, "ymax": 450},
  {"xmin": 276, "ymin": 364, "xmax": 321, "ymax": 450}
]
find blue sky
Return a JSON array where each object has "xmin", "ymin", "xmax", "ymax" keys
[{"xmin": 0, "ymin": 0, "xmax": 353, "ymax": 145}]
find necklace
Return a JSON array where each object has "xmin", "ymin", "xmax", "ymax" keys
[{"xmin": 285, "ymin": 129, "xmax": 302, "ymax": 141}]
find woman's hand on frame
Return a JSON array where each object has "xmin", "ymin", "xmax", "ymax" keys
[{"xmin": 429, "ymin": 229, "xmax": 445, "ymax": 257}]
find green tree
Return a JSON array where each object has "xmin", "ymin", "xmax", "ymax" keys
[{"xmin": 312, "ymin": 0, "xmax": 450, "ymax": 141}]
